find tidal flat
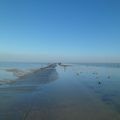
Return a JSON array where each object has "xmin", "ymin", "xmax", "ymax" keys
[{"xmin": 0, "ymin": 62, "xmax": 120, "ymax": 120}]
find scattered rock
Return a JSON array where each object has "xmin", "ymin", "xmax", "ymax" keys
[{"xmin": 98, "ymin": 81, "xmax": 101, "ymax": 85}]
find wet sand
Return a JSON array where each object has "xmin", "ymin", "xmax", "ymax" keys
[{"xmin": 0, "ymin": 63, "xmax": 120, "ymax": 120}]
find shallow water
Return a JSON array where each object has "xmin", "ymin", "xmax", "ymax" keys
[
  {"xmin": 0, "ymin": 62, "xmax": 120, "ymax": 120},
  {"xmin": 0, "ymin": 62, "xmax": 47, "ymax": 83}
]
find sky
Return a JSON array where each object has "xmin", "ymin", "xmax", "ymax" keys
[{"xmin": 0, "ymin": 0, "xmax": 120, "ymax": 63}]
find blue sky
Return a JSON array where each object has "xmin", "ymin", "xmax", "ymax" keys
[{"xmin": 0, "ymin": 0, "xmax": 120, "ymax": 62}]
